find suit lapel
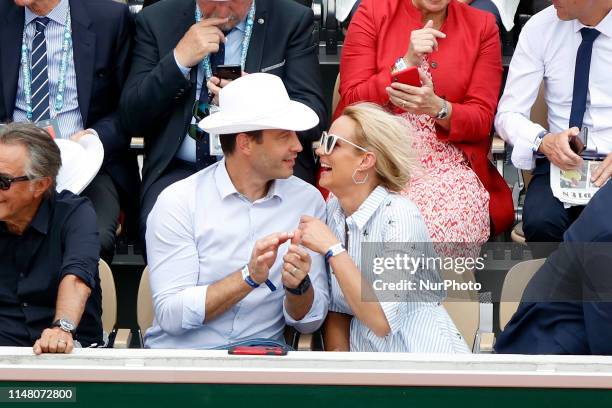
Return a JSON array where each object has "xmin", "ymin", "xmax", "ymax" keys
[
  {"xmin": 69, "ymin": 0, "xmax": 95, "ymax": 125},
  {"xmin": 0, "ymin": 5, "xmax": 25, "ymax": 118},
  {"xmin": 245, "ymin": 0, "xmax": 268, "ymax": 74}
]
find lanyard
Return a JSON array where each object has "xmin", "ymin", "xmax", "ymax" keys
[
  {"xmin": 20, "ymin": 7, "xmax": 72, "ymax": 121},
  {"xmin": 194, "ymin": 1, "xmax": 255, "ymax": 81}
]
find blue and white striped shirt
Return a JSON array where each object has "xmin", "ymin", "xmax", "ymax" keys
[
  {"xmin": 327, "ymin": 186, "xmax": 469, "ymax": 353},
  {"xmin": 13, "ymin": 0, "xmax": 84, "ymax": 139}
]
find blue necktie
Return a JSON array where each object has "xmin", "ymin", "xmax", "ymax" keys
[
  {"xmin": 195, "ymin": 36, "xmax": 229, "ymax": 171},
  {"xmin": 569, "ymin": 27, "xmax": 601, "ymax": 129},
  {"xmin": 30, "ymin": 17, "xmax": 51, "ymax": 122}
]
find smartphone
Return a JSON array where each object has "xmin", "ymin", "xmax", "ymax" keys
[
  {"xmin": 214, "ymin": 64, "xmax": 242, "ymax": 81},
  {"xmin": 228, "ymin": 346, "xmax": 288, "ymax": 356},
  {"xmin": 392, "ymin": 66, "xmax": 421, "ymax": 87},
  {"xmin": 569, "ymin": 127, "xmax": 588, "ymax": 155}
]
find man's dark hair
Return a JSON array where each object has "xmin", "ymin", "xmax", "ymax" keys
[{"xmin": 219, "ymin": 130, "xmax": 263, "ymax": 155}]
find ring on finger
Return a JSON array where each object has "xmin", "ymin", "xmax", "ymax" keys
[
  {"xmin": 58, "ymin": 339, "xmax": 67, "ymax": 344},
  {"xmin": 290, "ymin": 266, "xmax": 300, "ymax": 277}
]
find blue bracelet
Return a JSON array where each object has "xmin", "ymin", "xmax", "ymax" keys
[{"xmin": 244, "ymin": 275, "xmax": 260, "ymax": 289}]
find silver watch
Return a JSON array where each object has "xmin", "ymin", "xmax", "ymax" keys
[{"xmin": 435, "ymin": 99, "xmax": 449, "ymax": 120}]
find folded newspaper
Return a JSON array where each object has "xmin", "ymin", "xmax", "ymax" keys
[{"xmin": 550, "ymin": 160, "xmax": 603, "ymax": 206}]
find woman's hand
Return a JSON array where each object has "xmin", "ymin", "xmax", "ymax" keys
[
  {"xmin": 298, "ymin": 215, "xmax": 341, "ymax": 255},
  {"xmin": 404, "ymin": 20, "xmax": 446, "ymax": 66},
  {"xmin": 386, "ymin": 69, "xmax": 444, "ymax": 117}
]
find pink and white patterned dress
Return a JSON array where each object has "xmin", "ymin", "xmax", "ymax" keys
[{"xmin": 400, "ymin": 64, "xmax": 490, "ymax": 245}]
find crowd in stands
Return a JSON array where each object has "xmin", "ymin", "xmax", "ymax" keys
[{"xmin": 0, "ymin": 0, "xmax": 611, "ymax": 356}]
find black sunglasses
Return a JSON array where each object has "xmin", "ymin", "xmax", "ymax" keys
[{"xmin": 0, "ymin": 174, "xmax": 31, "ymax": 190}]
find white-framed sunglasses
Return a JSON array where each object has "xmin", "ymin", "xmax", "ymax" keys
[{"xmin": 315, "ymin": 131, "xmax": 369, "ymax": 155}]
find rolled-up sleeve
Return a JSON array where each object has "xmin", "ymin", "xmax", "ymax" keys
[
  {"xmin": 60, "ymin": 198, "xmax": 100, "ymax": 290},
  {"xmin": 146, "ymin": 187, "xmax": 209, "ymax": 336},
  {"xmin": 283, "ymin": 195, "xmax": 329, "ymax": 333}
]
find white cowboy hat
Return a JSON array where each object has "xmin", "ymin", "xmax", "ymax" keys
[
  {"xmin": 55, "ymin": 134, "xmax": 104, "ymax": 194},
  {"xmin": 198, "ymin": 73, "xmax": 319, "ymax": 135}
]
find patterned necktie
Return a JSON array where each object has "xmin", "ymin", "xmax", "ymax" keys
[
  {"xmin": 569, "ymin": 27, "xmax": 601, "ymax": 129},
  {"xmin": 195, "ymin": 35, "xmax": 229, "ymax": 171},
  {"xmin": 30, "ymin": 17, "xmax": 51, "ymax": 122}
]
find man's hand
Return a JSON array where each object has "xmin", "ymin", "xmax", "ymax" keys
[
  {"xmin": 33, "ymin": 327, "xmax": 74, "ymax": 355},
  {"xmin": 386, "ymin": 69, "xmax": 444, "ymax": 116},
  {"xmin": 404, "ymin": 20, "xmax": 446, "ymax": 66},
  {"xmin": 207, "ymin": 71, "xmax": 248, "ymax": 105},
  {"xmin": 248, "ymin": 232, "xmax": 293, "ymax": 285},
  {"xmin": 282, "ymin": 230, "xmax": 311, "ymax": 289},
  {"xmin": 174, "ymin": 18, "xmax": 229, "ymax": 68},
  {"xmin": 591, "ymin": 152, "xmax": 612, "ymax": 187},
  {"xmin": 539, "ymin": 127, "xmax": 583, "ymax": 170}
]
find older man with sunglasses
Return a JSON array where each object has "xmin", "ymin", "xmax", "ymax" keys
[{"xmin": 0, "ymin": 123, "xmax": 103, "ymax": 353}]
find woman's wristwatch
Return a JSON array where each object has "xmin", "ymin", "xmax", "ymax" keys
[{"xmin": 435, "ymin": 99, "xmax": 449, "ymax": 120}]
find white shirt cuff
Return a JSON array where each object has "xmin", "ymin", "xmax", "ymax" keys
[
  {"xmin": 283, "ymin": 285, "xmax": 326, "ymax": 334},
  {"xmin": 181, "ymin": 285, "xmax": 208, "ymax": 330},
  {"xmin": 511, "ymin": 127, "xmax": 546, "ymax": 170},
  {"xmin": 173, "ymin": 49, "xmax": 191, "ymax": 78}
]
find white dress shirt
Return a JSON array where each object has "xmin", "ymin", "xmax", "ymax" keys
[
  {"xmin": 495, "ymin": 6, "xmax": 612, "ymax": 170},
  {"xmin": 328, "ymin": 186, "xmax": 469, "ymax": 353},
  {"xmin": 144, "ymin": 160, "xmax": 329, "ymax": 349}
]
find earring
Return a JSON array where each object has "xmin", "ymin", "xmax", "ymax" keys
[{"xmin": 352, "ymin": 169, "xmax": 368, "ymax": 185}]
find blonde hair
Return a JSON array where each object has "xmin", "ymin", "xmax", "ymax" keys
[{"xmin": 341, "ymin": 103, "xmax": 419, "ymax": 192}]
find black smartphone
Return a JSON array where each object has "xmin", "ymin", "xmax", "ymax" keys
[
  {"xmin": 214, "ymin": 64, "xmax": 242, "ymax": 81},
  {"xmin": 569, "ymin": 127, "xmax": 588, "ymax": 155}
]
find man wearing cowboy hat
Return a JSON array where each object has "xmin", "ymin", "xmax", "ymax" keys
[
  {"xmin": 0, "ymin": 123, "xmax": 103, "ymax": 353},
  {"xmin": 120, "ymin": 0, "xmax": 327, "ymax": 246},
  {"xmin": 144, "ymin": 73, "xmax": 328, "ymax": 349}
]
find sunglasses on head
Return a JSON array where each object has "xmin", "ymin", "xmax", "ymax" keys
[
  {"xmin": 0, "ymin": 174, "xmax": 31, "ymax": 191},
  {"xmin": 318, "ymin": 131, "xmax": 368, "ymax": 155}
]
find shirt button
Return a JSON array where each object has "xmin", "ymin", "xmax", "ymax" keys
[
  {"xmin": 19, "ymin": 273, "xmax": 25, "ymax": 278},
  {"xmin": 22, "ymin": 302, "xmax": 28, "ymax": 307},
  {"xmin": 431, "ymin": 61, "xmax": 438, "ymax": 69}
]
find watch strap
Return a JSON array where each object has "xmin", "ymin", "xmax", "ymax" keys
[{"xmin": 285, "ymin": 274, "xmax": 312, "ymax": 296}]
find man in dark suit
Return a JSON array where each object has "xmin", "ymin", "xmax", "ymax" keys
[
  {"xmin": 0, "ymin": 0, "xmax": 140, "ymax": 263},
  {"xmin": 495, "ymin": 181, "xmax": 612, "ymax": 355},
  {"xmin": 119, "ymin": 0, "xmax": 327, "ymax": 242}
]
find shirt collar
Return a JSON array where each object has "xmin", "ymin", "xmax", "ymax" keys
[
  {"xmin": 25, "ymin": 0, "xmax": 69, "ymax": 26},
  {"xmin": 340, "ymin": 186, "xmax": 390, "ymax": 231},
  {"xmin": 573, "ymin": 9, "xmax": 612, "ymax": 38},
  {"xmin": 214, "ymin": 159, "xmax": 284, "ymax": 202}
]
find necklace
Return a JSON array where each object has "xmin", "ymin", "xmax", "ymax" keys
[{"xmin": 20, "ymin": 6, "xmax": 72, "ymax": 121}]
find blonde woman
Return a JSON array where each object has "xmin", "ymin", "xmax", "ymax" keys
[{"xmin": 299, "ymin": 103, "xmax": 468, "ymax": 352}]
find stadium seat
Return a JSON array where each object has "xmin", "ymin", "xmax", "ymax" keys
[
  {"xmin": 499, "ymin": 258, "xmax": 545, "ymax": 330},
  {"xmin": 441, "ymin": 268, "xmax": 481, "ymax": 352},
  {"xmin": 99, "ymin": 259, "xmax": 118, "ymax": 346}
]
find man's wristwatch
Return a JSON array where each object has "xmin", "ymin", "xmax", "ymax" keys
[
  {"xmin": 435, "ymin": 99, "xmax": 449, "ymax": 120},
  {"xmin": 531, "ymin": 130, "xmax": 548, "ymax": 152},
  {"xmin": 285, "ymin": 275, "xmax": 312, "ymax": 296},
  {"xmin": 51, "ymin": 318, "xmax": 76, "ymax": 335}
]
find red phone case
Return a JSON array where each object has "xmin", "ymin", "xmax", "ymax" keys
[
  {"xmin": 228, "ymin": 346, "xmax": 288, "ymax": 356},
  {"xmin": 392, "ymin": 66, "xmax": 421, "ymax": 87}
]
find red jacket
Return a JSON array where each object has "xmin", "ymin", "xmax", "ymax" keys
[{"xmin": 334, "ymin": 0, "xmax": 514, "ymax": 235}]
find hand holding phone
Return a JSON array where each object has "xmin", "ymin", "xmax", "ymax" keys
[
  {"xmin": 569, "ymin": 127, "xmax": 588, "ymax": 155},
  {"xmin": 392, "ymin": 66, "xmax": 421, "ymax": 87},
  {"xmin": 214, "ymin": 64, "xmax": 242, "ymax": 81}
]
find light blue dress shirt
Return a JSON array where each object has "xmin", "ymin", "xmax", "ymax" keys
[
  {"xmin": 144, "ymin": 160, "xmax": 329, "ymax": 349},
  {"xmin": 327, "ymin": 186, "xmax": 470, "ymax": 353},
  {"xmin": 13, "ymin": 0, "xmax": 84, "ymax": 139},
  {"xmin": 174, "ymin": 19, "xmax": 247, "ymax": 162}
]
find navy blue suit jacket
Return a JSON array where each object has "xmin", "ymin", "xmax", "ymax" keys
[
  {"xmin": 495, "ymin": 182, "xmax": 612, "ymax": 355},
  {"xmin": 0, "ymin": 0, "xmax": 139, "ymax": 195}
]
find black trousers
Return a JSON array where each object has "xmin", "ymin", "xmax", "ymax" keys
[
  {"xmin": 523, "ymin": 160, "xmax": 584, "ymax": 258},
  {"xmin": 81, "ymin": 170, "xmax": 120, "ymax": 264}
]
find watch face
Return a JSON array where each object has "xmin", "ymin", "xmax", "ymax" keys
[{"xmin": 60, "ymin": 319, "xmax": 76, "ymax": 332}]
